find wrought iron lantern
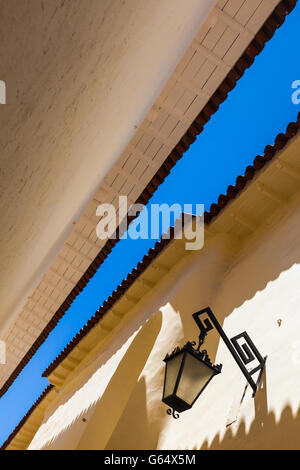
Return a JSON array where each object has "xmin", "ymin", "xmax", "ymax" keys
[
  {"xmin": 162, "ymin": 307, "xmax": 266, "ymax": 418},
  {"xmin": 162, "ymin": 341, "xmax": 222, "ymax": 418}
]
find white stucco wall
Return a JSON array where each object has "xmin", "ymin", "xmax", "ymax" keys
[{"xmin": 29, "ymin": 191, "xmax": 300, "ymax": 450}]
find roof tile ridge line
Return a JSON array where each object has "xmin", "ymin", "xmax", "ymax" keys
[
  {"xmin": 41, "ymin": 223, "xmax": 180, "ymax": 378},
  {"xmin": 42, "ymin": 111, "xmax": 300, "ymax": 379},
  {"xmin": 204, "ymin": 113, "xmax": 300, "ymax": 223},
  {"xmin": 0, "ymin": 0, "xmax": 296, "ymax": 399},
  {"xmin": 0, "ymin": 384, "xmax": 54, "ymax": 450}
]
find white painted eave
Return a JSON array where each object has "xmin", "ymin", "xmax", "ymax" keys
[{"xmin": 0, "ymin": 0, "xmax": 215, "ymax": 335}]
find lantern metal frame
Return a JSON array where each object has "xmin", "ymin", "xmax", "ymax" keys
[
  {"xmin": 193, "ymin": 307, "xmax": 267, "ymax": 397},
  {"xmin": 162, "ymin": 341, "xmax": 222, "ymax": 418},
  {"xmin": 162, "ymin": 307, "xmax": 267, "ymax": 418}
]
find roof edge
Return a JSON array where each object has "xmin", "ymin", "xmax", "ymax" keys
[{"xmin": 0, "ymin": 384, "xmax": 54, "ymax": 450}]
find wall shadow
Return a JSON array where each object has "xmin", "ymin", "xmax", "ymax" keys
[
  {"xmin": 77, "ymin": 310, "xmax": 164, "ymax": 450},
  {"xmin": 200, "ymin": 368, "xmax": 300, "ymax": 450},
  {"xmin": 164, "ymin": 204, "xmax": 300, "ymax": 449},
  {"xmin": 40, "ymin": 200, "xmax": 300, "ymax": 450},
  {"xmin": 105, "ymin": 376, "xmax": 163, "ymax": 450}
]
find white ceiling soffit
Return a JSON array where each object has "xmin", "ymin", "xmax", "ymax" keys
[{"xmin": 0, "ymin": 0, "xmax": 215, "ymax": 334}]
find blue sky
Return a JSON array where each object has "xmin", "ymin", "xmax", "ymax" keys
[{"xmin": 1, "ymin": 3, "xmax": 300, "ymax": 446}]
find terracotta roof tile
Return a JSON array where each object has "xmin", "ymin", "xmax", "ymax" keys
[
  {"xmin": 203, "ymin": 118, "xmax": 300, "ymax": 224},
  {"xmin": 0, "ymin": 385, "xmax": 54, "ymax": 450}
]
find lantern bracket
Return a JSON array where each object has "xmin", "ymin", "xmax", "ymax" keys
[
  {"xmin": 192, "ymin": 307, "xmax": 266, "ymax": 396},
  {"xmin": 167, "ymin": 408, "xmax": 180, "ymax": 419}
]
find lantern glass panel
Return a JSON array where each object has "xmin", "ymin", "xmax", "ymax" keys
[
  {"xmin": 163, "ymin": 352, "xmax": 184, "ymax": 399},
  {"xmin": 176, "ymin": 352, "xmax": 215, "ymax": 405}
]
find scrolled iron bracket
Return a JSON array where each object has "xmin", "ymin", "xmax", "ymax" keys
[
  {"xmin": 192, "ymin": 307, "xmax": 266, "ymax": 396},
  {"xmin": 167, "ymin": 408, "xmax": 180, "ymax": 419}
]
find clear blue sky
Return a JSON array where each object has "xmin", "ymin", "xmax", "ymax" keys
[{"xmin": 1, "ymin": 3, "xmax": 300, "ymax": 446}]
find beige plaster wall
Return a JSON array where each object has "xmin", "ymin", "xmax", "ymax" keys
[{"xmin": 29, "ymin": 192, "xmax": 300, "ymax": 450}]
